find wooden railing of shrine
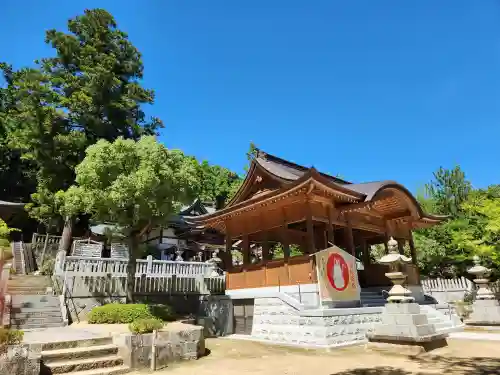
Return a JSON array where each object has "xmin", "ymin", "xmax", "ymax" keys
[
  {"xmin": 226, "ymin": 255, "xmax": 316, "ymax": 290},
  {"xmin": 226, "ymin": 256, "xmax": 420, "ymax": 290}
]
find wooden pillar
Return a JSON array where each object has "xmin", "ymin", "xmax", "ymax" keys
[
  {"xmin": 224, "ymin": 229, "xmax": 232, "ymax": 271},
  {"xmin": 262, "ymin": 234, "xmax": 270, "ymax": 262},
  {"xmin": 282, "ymin": 208, "xmax": 290, "ymax": 260},
  {"xmin": 345, "ymin": 215, "xmax": 356, "ymax": 258},
  {"xmin": 409, "ymin": 231, "xmax": 417, "ymax": 266},
  {"xmin": 326, "ymin": 205, "xmax": 335, "ymax": 246},
  {"xmin": 306, "ymin": 201, "xmax": 315, "ymax": 254},
  {"xmin": 397, "ymin": 238, "xmax": 405, "ymax": 255},
  {"xmin": 361, "ymin": 238, "xmax": 371, "ymax": 266},
  {"xmin": 242, "ymin": 235, "xmax": 250, "ymax": 266}
]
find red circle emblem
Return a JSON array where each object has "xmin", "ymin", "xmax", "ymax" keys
[{"xmin": 326, "ymin": 253, "xmax": 350, "ymax": 291}]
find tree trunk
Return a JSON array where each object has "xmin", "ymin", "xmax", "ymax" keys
[
  {"xmin": 126, "ymin": 235, "xmax": 139, "ymax": 303},
  {"xmin": 58, "ymin": 216, "xmax": 74, "ymax": 254}
]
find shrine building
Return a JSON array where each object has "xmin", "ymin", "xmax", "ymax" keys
[{"xmin": 189, "ymin": 149, "xmax": 445, "ymax": 296}]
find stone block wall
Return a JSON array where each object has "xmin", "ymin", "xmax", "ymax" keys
[
  {"xmin": 113, "ymin": 323, "xmax": 204, "ymax": 370},
  {"xmin": 251, "ymin": 297, "xmax": 382, "ymax": 348},
  {"xmin": 197, "ymin": 295, "xmax": 233, "ymax": 337},
  {"xmin": 0, "ymin": 344, "xmax": 41, "ymax": 375}
]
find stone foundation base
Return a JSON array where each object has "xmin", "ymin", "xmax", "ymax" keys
[
  {"xmin": 466, "ymin": 299, "xmax": 500, "ymax": 326},
  {"xmin": 366, "ymin": 337, "xmax": 448, "ymax": 356}
]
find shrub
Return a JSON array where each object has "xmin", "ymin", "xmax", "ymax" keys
[
  {"xmin": 88, "ymin": 303, "xmax": 153, "ymax": 324},
  {"xmin": 0, "ymin": 328, "xmax": 24, "ymax": 345},
  {"xmin": 129, "ymin": 318, "xmax": 164, "ymax": 334},
  {"xmin": 40, "ymin": 259, "xmax": 55, "ymax": 276}
]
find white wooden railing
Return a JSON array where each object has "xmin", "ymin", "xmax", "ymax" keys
[{"xmin": 57, "ymin": 255, "xmax": 217, "ymax": 278}]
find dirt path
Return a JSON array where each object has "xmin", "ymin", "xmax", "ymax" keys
[{"xmin": 131, "ymin": 338, "xmax": 500, "ymax": 375}]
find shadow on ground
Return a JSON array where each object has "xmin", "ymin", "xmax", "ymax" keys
[
  {"xmin": 331, "ymin": 367, "xmax": 413, "ymax": 375},
  {"xmin": 411, "ymin": 354, "xmax": 500, "ymax": 375},
  {"xmin": 330, "ymin": 355, "xmax": 500, "ymax": 375}
]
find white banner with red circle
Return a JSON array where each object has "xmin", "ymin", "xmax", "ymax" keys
[{"xmin": 315, "ymin": 246, "xmax": 360, "ymax": 303}]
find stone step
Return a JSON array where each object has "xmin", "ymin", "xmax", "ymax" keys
[
  {"xmin": 41, "ymin": 365, "xmax": 130, "ymax": 375},
  {"xmin": 11, "ymin": 321, "xmax": 64, "ymax": 328},
  {"xmin": 11, "ymin": 295, "xmax": 59, "ymax": 303},
  {"xmin": 12, "ymin": 311, "xmax": 62, "ymax": 319},
  {"xmin": 42, "ymin": 344, "xmax": 119, "ymax": 362},
  {"xmin": 42, "ymin": 337, "xmax": 113, "ymax": 351},
  {"xmin": 44, "ymin": 354, "xmax": 123, "ymax": 374}
]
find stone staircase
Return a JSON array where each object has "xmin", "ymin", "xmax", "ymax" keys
[
  {"xmin": 360, "ymin": 289, "xmax": 386, "ymax": 307},
  {"xmin": 359, "ymin": 288, "xmax": 463, "ymax": 333},
  {"xmin": 40, "ymin": 337, "xmax": 129, "ymax": 375},
  {"xmin": 8, "ymin": 275, "xmax": 65, "ymax": 329}
]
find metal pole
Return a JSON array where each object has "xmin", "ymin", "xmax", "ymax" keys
[
  {"xmin": 151, "ymin": 329, "xmax": 157, "ymax": 371},
  {"xmin": 297, "ymin": 282, "xmax": 302, "ymax": 303}
]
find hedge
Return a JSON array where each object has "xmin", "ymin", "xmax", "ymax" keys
[
  {"xmin": 87, "ymin": 303, "xmax": 175, "ymax": 324},
  {"xmin": 129, "ymin": 318, "xmax": 164, "ymax": 334},
  {"xmin": 0, "ymin": 328, "xmax": 24, "ymax": 345}
]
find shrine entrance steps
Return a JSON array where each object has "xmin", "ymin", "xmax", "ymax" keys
[
  {"xmin": 7, "ymin": 275, "xmax": 65, "ymax": 330},
  {"xmin": 40, "ymin": 337, "xmax": 129, "ymax": 375}
]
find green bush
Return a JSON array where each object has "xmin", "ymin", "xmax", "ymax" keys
[
  {"xmin": 87, "ymin": 303, "xmax": 176, "ymax": 324},
  {"xmin": 0, "ymin": 328, "xmax": 24, "ymax": 345},
  {"xmin": 129, "ymin": 318, "xmax": 164, "ymax": 334},
  {"xmin": 40, "ymin": 259, "xmax": 55, "ymax": 276},
  {"xmin": 88, "ymin": 303, "xmax": 153, "ymax": 324}
]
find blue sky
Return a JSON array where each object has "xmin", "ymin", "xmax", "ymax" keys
[{"xmin": 2, "ymin": 1, "xmax": 500, "ymax": 192}]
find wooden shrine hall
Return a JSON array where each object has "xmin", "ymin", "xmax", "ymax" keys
[{"xmin": 188, "ymin": 150, "xmax": 446, "ymax": 291}]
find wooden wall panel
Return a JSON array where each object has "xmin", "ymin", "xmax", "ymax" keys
[
  {"xmin": 287, "ymin": 255, "xmax": 316, "ymax": 284},
  {"xmin": 265, "ymin": 260, "xmax": 289, "ymax": 287},
  {"xmin": 245, "ymin": 264, "xmax": 267, "ymax": 288}
]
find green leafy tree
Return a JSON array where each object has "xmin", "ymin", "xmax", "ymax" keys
[
  {"xmin": 425, "ymin": 166, "xmax": 471, "ymax": 217},
  {"xmin": 0, "ymin": 63, "xmax": 37, "ymax": 202},
  {"xmin": 58, "ymin": 136, "xmax": 199, "ymax": 301},
  {"xmin": 3, "ymin": 9, "xmax": 162, "ymax": 250},
  {"xmin": 197, "ymin": 161, "xmax": 240, "ymax": 208},
  {"xmin": 450, "ymin": 186, "xmax": 500, "ymax": 276}
]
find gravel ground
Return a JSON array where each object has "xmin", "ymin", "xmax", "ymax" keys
[{"xmin": 130, "ymin": 337, "xmax": 500, "ymax": 375}]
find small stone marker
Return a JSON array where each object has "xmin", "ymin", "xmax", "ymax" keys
[
  {"xmin": 366, "ymin": 237, "xmax": 448, "ymax": 355},
  {"xmin": 465, "ymin": 255, "xmax": 500, "ymax": 326}
]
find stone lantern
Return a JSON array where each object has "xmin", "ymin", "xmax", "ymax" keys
[
  {"xmin": 466, "ymin": 255, "xmax": 500, "ymax": 325},
  {"xmin": 205, "ymin": 249, "xmax": 223, "ymax": 276},
  {"xmin": 378, "ymin": 237, "xmax": 413, "ymax": 303},
  {"xmin": 366, "ymin": 237, "xmax": 448, "ymax": 354}
]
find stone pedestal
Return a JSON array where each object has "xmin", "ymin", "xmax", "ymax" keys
[
  {"xmin": 366, "ymin": 302, "xmax": 448, "ymax": 354},
  {"xmin": 465, "ymin": 255, "xmax": 500, "ymax": 326},
  {"xmin": 467, "ymin": 299, "xmax": 500, "ymax": 326}
]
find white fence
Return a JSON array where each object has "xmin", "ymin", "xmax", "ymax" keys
[
  {"xmin": 54, "ymin": 254, "xmax": 225, "ymax": 296},
  {"xmin": 58, "ymin": 255, "xmax": 216, "ymax": 277},
  {"xmin": 421, "ymin": 276, "xmax": 500, "ymax": 303}
]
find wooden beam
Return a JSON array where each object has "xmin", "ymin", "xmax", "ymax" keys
[{"xmin": 337, "ymin": 201, "xmax": 374, "ymax": 214}]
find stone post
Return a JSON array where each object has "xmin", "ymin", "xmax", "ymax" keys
[
  {"xmin": 465, "ymin": 255, "xmax": 500, "ymax": 326},
  {"xmin": 366, "ymin": 237, "xmax": 448, "ymax": 354}
]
